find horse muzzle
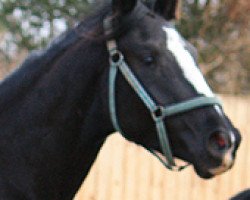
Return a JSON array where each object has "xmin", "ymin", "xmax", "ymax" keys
[{"xmin": 207, "ymin": 129, "xmax": 241, "ymax": 176}]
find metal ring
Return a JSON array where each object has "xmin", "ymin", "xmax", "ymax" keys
[
  {"xmin": 151, "ymin": 106, "xmax": 164, "ymax": 121},
  {"xmin": 110, "ymin": 50, "xmax": 124, "ymax": 66}
]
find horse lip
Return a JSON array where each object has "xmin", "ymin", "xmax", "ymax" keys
[
  {"xmin": 208, "ymin": 141, "xmax": 235, "ymax": 176},
  {"xmin": 195, "ymin": 168, "xmax": 214, "ymax": 179},
  {"xmin": 209, "ymin": 165, "xmax": 229, "ymax": 176},
  {"xmin": 192, "ymin": 164, "xmax": 215, "ymax": 179},
  {"xmin": 208, "ymin": 159, "xmax": 234, "ymax": 176}
]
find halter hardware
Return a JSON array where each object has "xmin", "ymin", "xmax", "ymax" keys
[
  {"xmin": 104, "ymin": 17, "xmax": 222, "ymax": 171},
  {"xmin": 110, "ymin": 50, "xmax": 123, "ymax": 65},
  {"xmin": 151, "ymin": 106, "xmax": 165, "ymax": 121}
]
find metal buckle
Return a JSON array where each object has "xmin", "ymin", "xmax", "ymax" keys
[
  {"xmin": 151, "ymin": 106, "xmax": 164, "ymax": 121},
  {"xmin": 109, "ymin": 49, "xmax": 124, "ymax": 66}
]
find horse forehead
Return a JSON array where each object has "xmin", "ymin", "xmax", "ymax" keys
[{"xmin": 162, "ymin": 25, "xmax": 214, "ymax": 98}]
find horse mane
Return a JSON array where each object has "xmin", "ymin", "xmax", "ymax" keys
[
  {"xmin": 0, "ymin": 2, "xmax": 108, "ymax": 112},
  {"xmin": 0, "ymin": 28, "xmax": 80, "ymax": 113},
  {"xmin": 0, "ymin": 1, "xmax": 147, "ymax": 113}
]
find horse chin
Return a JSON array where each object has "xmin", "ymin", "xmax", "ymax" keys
[
  {"xmin": 193, "ymin": 165, "xmax": 214, "ymax": 179},
  {"xmin": 193, "ymin": 151, "xmax": 235, "ymax": 179},
  {"xmin": 152, "ymin": 151, "xmax": 215, "ymax": 179},
  {"xmin": 153, "ymin": 151, "xmax": 191, "ymax": 171}
]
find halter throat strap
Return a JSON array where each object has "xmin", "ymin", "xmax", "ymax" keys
[{"xmin": 104, "ymin": 18, "xmax": 222, "ymax": 171}]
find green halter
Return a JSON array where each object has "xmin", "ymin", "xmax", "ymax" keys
[{"xmin": 104, "ymin": 18, "xmax": 222, "ymax": 171}]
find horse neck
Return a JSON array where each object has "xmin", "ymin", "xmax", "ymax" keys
[
  {"xmin": 42, "ymin": 39, "xmax": 115, "ymax": 197},
  {"xmin": 0, "ymin": 37, "xmax": 114, "ymax": 199}
]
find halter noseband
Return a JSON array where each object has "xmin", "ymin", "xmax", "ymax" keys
[{"xmin": 104, "ymin": 17, "xmax": 222, "ymax": 171}]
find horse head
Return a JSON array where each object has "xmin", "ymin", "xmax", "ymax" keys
[{"xmin": 105, "ymin": 0, "xmax": 241, "ymax": 178}]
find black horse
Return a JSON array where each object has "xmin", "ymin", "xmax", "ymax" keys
[
  {"xmin": 0, "ymin": 0, "xmax": 241, "ymax": 199},
  {"xmin": 230, "ymin": 189, "xmax": 250, "ymax": 200}
]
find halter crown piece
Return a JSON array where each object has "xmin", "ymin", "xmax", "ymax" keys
[{"xmin": 104, "ymin": 17, "xmax": 222, "ymax": 171}]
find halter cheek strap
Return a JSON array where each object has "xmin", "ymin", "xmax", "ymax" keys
[{"xmin": 104, "ymin": 18, "xmax": 222, "ymax": 171}]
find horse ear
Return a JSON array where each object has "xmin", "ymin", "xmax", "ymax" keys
[
  {"xmin": 154, "ymin": 0, "xmax": 179, "ymax": 20},
  {"xmin": 112, "ymin": 0, "xmax": 138, "ymax": 15}
]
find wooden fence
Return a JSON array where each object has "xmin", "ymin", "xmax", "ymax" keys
[{"xmin": 74, "ymin": 95, "xmax": 250, "ymax": 200}]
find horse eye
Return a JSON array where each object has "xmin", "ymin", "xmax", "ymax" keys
[{"xmin": 144, "ymin": 56, "xmax": 154, "ymax": 65}]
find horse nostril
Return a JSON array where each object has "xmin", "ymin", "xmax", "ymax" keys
[{"xmin": 208, "ymin": 131, "xmax": 231, "ymax": 153}]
